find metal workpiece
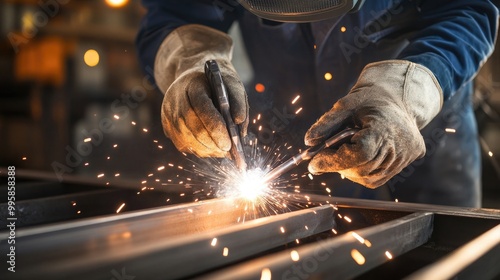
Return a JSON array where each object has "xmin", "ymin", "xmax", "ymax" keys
[
  {"xmin": 1, "ymin": 198, "xmax": 258, "ymax": 277},
  {"xmin": 296, "ymin": 194, "xmax": 500, "ymax": 219},
  {"xmin": 405, "ymin": 224, "xmax": 500, "ymax": 280},
  {"xmin": 3, "ymin": 202, "xmax": 335, "ymax": 280},
  {"xmin": 202, "ymin": 212, "xmax": 434, "ymax": 280},
  {"xmin": 4, "ymin": 198, "xmax": 255, "ymax": 239},
  {"xmin": 1, "ymin": 171, "xmax": 500, "ymax": 279},
  {"xmin": 1, "ymin": 198, "xmax": 258, "ymax": 278}
]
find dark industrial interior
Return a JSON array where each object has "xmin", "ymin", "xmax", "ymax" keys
[{"xmin": 0, "ymin": 1, "xmax": 499, "ymax": 279}]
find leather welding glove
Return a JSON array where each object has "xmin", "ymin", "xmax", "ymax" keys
[
  {"xmin": 305, "ymin": 60, "xmax": 443, "ymax": 188},
  {"xmin": 155, "ymin": 24, "xmax": 248, "ymax": 158}
]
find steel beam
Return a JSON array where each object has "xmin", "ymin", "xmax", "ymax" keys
[
  {"xmin": 298, "ymin": 194, "xmax": 500, "ymax": 219},
  {"xmin": 202, "ymin": 212, "xmax": 434, "ymax": 280},
  {"xmin": 1, "ymin": 200, "xmax": 335, "ymax": 279},
  {"xmin": 405, "ymin": 224, "xmax": 500, "ymax": 280},
  {"xmin": 0, "ymin": 189, "xmax": 129, "ymax": 227}
]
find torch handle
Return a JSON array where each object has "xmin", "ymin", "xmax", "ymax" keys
[{"xmin": 204, "ymin": 60, "xmax": 247, "ymax": 171}]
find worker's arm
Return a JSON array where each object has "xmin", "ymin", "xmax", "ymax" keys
[
  {"xmin": 305, "ymin": 0, "xmax": 498, "ymax": 188},
  {"xmin": 398, "ymin": 0, "xmax": 499, "ymax": 100},
  {"xmin": 136, "ymin": 1, "xmax": 248, "ymax": 158}
]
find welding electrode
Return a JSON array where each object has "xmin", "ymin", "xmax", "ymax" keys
[
  {"xmin": 263, "ymin": 128, "xmax": 359, "ymax": 183},
  {"xmin": 205, "ymin": 60, "xmax": 247, "ymax": 171}
]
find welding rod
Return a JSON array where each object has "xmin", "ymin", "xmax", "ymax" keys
[
  {"xmin": 263, "ymin": 128, "xmax": 359, "ymax": 183},
  {"xmin": 205, "ymin": 60, "xmax": 247, "ymax": 171}
]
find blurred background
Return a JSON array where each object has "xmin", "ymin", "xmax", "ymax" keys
[
  {"xmin": 0, "ymin": 0, "xmax": 499, "ymax": 208},
  {"xmin": 0, "ymin": 0, "xmax": 170, "ymax": 183}
]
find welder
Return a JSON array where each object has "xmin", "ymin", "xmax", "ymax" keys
[{"xmin": 136, "ymin": 0, "xmax": 499, "ymax": 207}]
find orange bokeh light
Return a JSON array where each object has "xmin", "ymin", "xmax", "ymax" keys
[
  {"xmin": 105, "ymin": 0, "xmax": 129, "ymax": 8},
  {"xmin": 255, "ymin": 83, "xmax": 265, "ymax": 93}
]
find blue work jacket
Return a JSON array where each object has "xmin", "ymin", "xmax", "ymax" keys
[{"xmin": 136, "ymin": 0, "xmax": 499, "ymax": 207}]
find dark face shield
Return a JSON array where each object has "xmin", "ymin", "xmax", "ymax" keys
[{"xmin": 238, "ymin": 0, "xmax": 365, "ymax": 23}]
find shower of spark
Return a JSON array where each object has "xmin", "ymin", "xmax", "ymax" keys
[
  {"xmin": 78, "ymin": 93, "xmax": 347, "ymax": 220},
  {"xmin": 221, "ymin": 168, "xmax": 268, "ymax": 201},
  {"xmin": 181, "ymin": 144, "xmax": 298, "ymax": 220}
]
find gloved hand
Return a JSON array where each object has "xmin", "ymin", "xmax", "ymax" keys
[
  {"xmin": 155, "ymin": 24, "xmax": 248, "ymax": 157},
  {"xmin": 305, "ymin": 60, "xmax": 443, "ymax": 188}
]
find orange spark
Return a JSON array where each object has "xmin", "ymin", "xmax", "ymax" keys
[{"xmin": 351, "ymin": 249, "xmax": 365, "ymax": 265}]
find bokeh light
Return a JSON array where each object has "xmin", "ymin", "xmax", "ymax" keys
[
  {"xmin": 255, "ymin": 83, "xmax": 266, "ymax": 93},
  {"xmin": 324, "ymin": 72, "xmax": 333, "ymax": 81},
  {"xmin": 105, "ymin": 0, "xmax": 129, "ymax": 8},
  {"xmin": 84, "ymin": 49, "xmax": 99, "ymax": 67}
]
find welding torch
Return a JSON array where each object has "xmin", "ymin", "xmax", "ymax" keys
[
  {"xmin": 205, "ymin": 60, "xmax": 247, "ymax": 171},
  {"xmin": 263, "ymin": 128, "xmax": 359, "ymax": 183}
]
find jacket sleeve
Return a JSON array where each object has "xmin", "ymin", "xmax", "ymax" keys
[
  {"xmin": 135, "ymin": 0, "xmax": 242, "ymax": 85},
  {"xmin": 398, "ymin": 0, "xmax": 499, "ymax": 100}
]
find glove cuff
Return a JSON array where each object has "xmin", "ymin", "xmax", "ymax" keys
[
  {"xmin": 360, "ymin": 60, "xmax": 443, "ymax": 129},
  {"xmin": 154, "ymin": 24, "xmax": 234, "ymax": 94}
]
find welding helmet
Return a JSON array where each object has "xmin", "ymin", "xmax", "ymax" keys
[{"xmin": 238, "ymin": 0, "xmax": 366, "ymax": 23}]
